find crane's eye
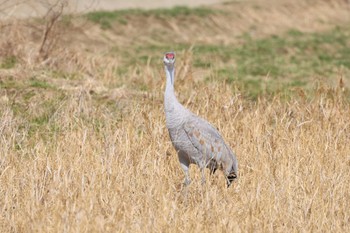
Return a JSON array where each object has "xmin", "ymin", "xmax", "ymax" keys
[{"xmin": 165, "ymin": 53, "xmax": 174, "ymax": 60}]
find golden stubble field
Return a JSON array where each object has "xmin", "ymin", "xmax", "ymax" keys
[
  {"xmin": 1, "ymin": 0, "xmax": 350, "ymax": 232},
  {"xmin": 1, "ymin": 76, "xmax": 350, "ymax": 232}
]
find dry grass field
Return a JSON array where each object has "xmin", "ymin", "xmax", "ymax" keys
[{"xmin": 1, "ymin": 0, "xmax": 350, "ymax": 232}]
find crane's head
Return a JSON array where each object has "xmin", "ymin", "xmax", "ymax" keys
[{"xmin": 163, "ymin": 52, "xmax": 175, "ymax": 68}]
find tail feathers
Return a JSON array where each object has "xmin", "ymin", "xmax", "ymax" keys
[{"xmin": 208, "ymin": 159, "xmax": 218, "ymax": 175}]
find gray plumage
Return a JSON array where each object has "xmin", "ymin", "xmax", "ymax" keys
[{"xmin": 163, "ymin": 52, "xmax": 238, "ymax": 187}]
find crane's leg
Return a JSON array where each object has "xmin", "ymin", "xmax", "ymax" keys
[
  {"xmin": 200, "ymin": 167, "xmax": 206, "ymax": 185},
  {"xmin": 178, "ymin": 153, "xmax": 191, "ymax": 186}
]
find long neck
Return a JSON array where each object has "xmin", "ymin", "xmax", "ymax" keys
[
  {"xmin": 165, "ymin": 65, "xmax": 175, "ymax": 92},
  {"xmin": 164, "ymin": 65, "xmax": 188, "ymax": 116},
  {"xmin": 164, "ymin": 65, "xmax": 191, "ymax": 128},
  {"xmin": 164, "ymin": 65, "xmax": 177, "ymax": 109}
]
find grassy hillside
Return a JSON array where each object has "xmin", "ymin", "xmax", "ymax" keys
[{"xmin": 0, "ymin": 0, "xmax": 350, "ymax": 232}]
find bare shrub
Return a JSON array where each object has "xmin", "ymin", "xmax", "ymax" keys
[{"xmin": 38, "ymin": 0, "xmax": 68, "ymax": 61}]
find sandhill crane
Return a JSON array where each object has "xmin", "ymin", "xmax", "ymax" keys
[{"xmin": 163, "ymin": 51, "xmax": 238, "ymax": 187}]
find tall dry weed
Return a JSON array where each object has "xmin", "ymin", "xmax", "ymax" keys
[{"xmin": 0, "ymin": 77, "xmax": 349, "ymax": 231}]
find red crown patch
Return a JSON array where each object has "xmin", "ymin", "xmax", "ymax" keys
[{"xmin": 165, "ymin": 53, "xmax": 175, "ymax": 60}]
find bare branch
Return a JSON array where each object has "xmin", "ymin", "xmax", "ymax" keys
[{"xmin": 38, "ymin": 0, "xmax": 67, "ymax": 60}]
